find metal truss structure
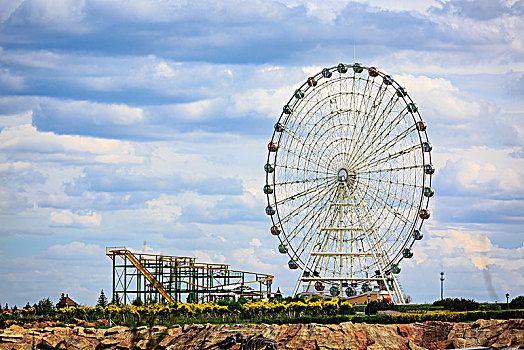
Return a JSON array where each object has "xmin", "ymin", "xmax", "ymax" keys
[
  {"xmin": 106, "ymin": 247, "xmax": 274, "ymax": 304},
  {"xmin": 264, "ymin": 63, "xmax": 434, "ymax": 303}
]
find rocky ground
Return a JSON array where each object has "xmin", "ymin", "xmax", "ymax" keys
[{"xmin": 0, "ymin": 318, "xmax": 523, "ymax": 349}]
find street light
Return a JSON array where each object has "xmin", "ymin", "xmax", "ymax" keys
[
  {"xmin": 440, "ymin": 272, "xmax": 445, "ymax": 300},
  {"xmin": 506, "ymin": 293, "xmax": 510, "ymax": 309}
]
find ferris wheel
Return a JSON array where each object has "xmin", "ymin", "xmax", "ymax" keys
[{"xmin": 264, "ymin": 63, "xmax": 434, "ymax": 303}]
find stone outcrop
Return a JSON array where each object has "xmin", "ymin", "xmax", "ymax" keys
[{"xmin": 0, "ymin": 319, "xmax": 523, "ymax": 349}]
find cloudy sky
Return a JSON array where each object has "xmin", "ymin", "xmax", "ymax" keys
[{"xmin": 0, "ymin": 0, "xmax": 523, "ymax": 307}]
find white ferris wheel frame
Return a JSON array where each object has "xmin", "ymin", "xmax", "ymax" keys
[{"xmin": 264, "ymin": 63, "xmax": 433, "ymax": 304}]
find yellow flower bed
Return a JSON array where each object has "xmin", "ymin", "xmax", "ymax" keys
[
  {"xmin": 3, "ymin": 298, "xmax": 355, "ymax": 325},
  {"xmin": 42, "ymin": 298, "xmax": 352, "ymax": 320}
]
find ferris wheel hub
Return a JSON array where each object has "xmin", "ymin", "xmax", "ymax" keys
[
  {"xmin": 337, "ymin": 168, "xmax": 349, "ymax": 182},
  {"xmin": 338, "ymin": 168, "xmax": 357, "ymax": 190}
]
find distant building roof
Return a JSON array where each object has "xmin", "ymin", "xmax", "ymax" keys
[{"xmin": 57, "ymin": 295, "xmax": 78, "ymax": 308}]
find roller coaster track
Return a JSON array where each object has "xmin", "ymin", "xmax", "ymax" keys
[
  {"xmin": 107, "ymin": 246, "xmax": 274, "ymax": 304},
  {"xmin": 117, "ymin": 248, "xmax": 176, "ymax": 304}
]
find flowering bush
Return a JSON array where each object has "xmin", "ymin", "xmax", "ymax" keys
[
  {"xmin": 352, "ymin": 309, "xmax": 524, "ymax": 324},
  {"xmin": 3, "ymin": 300, "xmax": 523, "ymax": 325},
  {"xmin": 4, "ymin": 298, "xmax": 354, "ymax": 325}
]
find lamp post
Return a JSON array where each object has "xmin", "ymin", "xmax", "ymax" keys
[
  {"xmin": 440, "ymin": 272, "xmax": 445, "ymax": 300},
  {"xmin": 366, "ymin": 293, "xmax": 371, "ymax": 316},
  {"xmin": 506, "ymin": 293, "xmax": 510, "ymax": 309}
]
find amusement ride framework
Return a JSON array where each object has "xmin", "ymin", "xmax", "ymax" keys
[{"xmin": 106, "ymin": 247, "xmax": 274, "ymax": 304}]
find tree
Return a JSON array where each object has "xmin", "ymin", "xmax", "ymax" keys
[
  {"xmin": 111, "ymin": 293, "xmax": 121, "ymax": 306},
  {"xmin": 25, "ymin": 302, "xmax": 31, "ymax": 309},
  {"xmin": 132, "ymin": 297, "xmax": 143, "ymax": 306},
  {"xmin": 367, "ymin": 299, "xmax": 395, "ymax": 315},
  {"xmin": 509, "ymin": 295, "xmax": 524, "ymax": 309},
  {"xmin": 35, "ymin": 298, "xmax": 54, "ymax": 315},
  {"xmin": 433, "ymin": 298, "xmax": 479, "ymax": 311},
  {"xmin": 97, "ymin": 289, "xmax": 108, "ymax": 307},
  {"xmin": 404, "ymin": 295, "xmax": 413, "ymax": 304}
]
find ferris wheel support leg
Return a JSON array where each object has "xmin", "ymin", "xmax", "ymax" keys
[
  {"xmin": 352, "ymin": 189, "xmax": 405, "ymax": 303},
  {"xmin": 348, "ymin": 185, "xmax": 402, "ymax": 304},
  {"xmin": 292, "ymin": 189, "xmax": 339, "ymax": 298},
  {"xmin": 292, "ymin": 273, "xmax": 304, "ymax": 297},
  {"xmin": 390, "ymin": 274, "xmax": 406, "ymax": 304}
]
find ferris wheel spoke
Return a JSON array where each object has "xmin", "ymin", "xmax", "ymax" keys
[
  {"xmin": 351, "ymin": 122, "xmax": 416, "ymax": 170},
  {"xmin": 301, "ymin": 118, "xmax": 354, "ymax": 171},
  {"xmin": 358, "ymin": 178, "xmax": 419, "ymax": 213},
  {"xmin": 347, "ymin": 96, "xmax": 407, "ymax": 160},
  {"xmin": 347, "ymin": 106, "xmax": 409, "ymax": 169},
  {"xmin": 288, "ymin": 188, "xmax": 340, "ymax": 265},
  {"xmin": 288, "ymin": 212, "xmax": 328, "ymax": 256},
  {"xmin": 357, "ymin": 77, "xmax": 372, "ymax": 115},
  {"xmin": 275, "ymin": 162, "xmax": 321, "ymax": 174},
  {"xmin": 345, "ymin": 81, "xmax": 378, "ymax": 163},
  {"xmin": 358, "ymin": 175, "xmax": 424, "ymax": 189},
  {"xmin": 279, "ymin": 126, "xmax": 330, "ymax": 172},
  {"xmin": 365, "ymin": 123, "xmax": 417, "ymax": 160},
  {"xmin": 277, "ymin": 145, "xmax": 332, "ymax": 174},
  {"xmin": 361, "ymin": 79, "xmax": 386, "ymax": 122},
  {"xmin": 306, "ymin": 103, "xmax": 348, "ymax": 166},
  {"xmin": 352, "ymin": 186, "xmax": 398, "ymax": 261},
  {"xmin": 355, "ymin": 144, "xmax": 420, "ymax": 172},
  {"xmin": 272, "ymin": 175, "xmax": 337, "ymax": 187},
  {"xmin": 346, "ymin": 185, "xmax": 391, "ymax": 273},
  {"xmin": 280, "ymin": 182, "xmax": 338, "ymax": 241},
  {"xmin": 343, "ymin": 77, "xmax": 371, "ymax": 142},
  {"xmin": 358, "ymin": 88, "xmax": 400, "ymax": 146},
  {"xmin": 337, "ymin": 79, "xmax": 350, "ymax": 162},
  {"xmin": 277, "ymin": 179, "xmax": 337, "ymax": 226},
  {"xmin": 325, "ymin": 94, "xmax": 351, "ymax": 165},
  {"xmin": 274, "ymin": 179, "xmax": 335, "ymax": 206},
  {"xmin": 356, "ymin": 182, "xmax": 414, "ymax": 228},
  {"xmin": 361, "ymin": 84, "xmax": 389, "ymax": 131},
  {"xmin": 359, "ymin": 164, "xmax": 424, "ymax": 175},
  {"xmin": 293, "ymin": 197, "xmax": 343, "ymax": 258},
  {"xmin": 283, "ymin": 185, "xmax": 339, "ymax": 269}
]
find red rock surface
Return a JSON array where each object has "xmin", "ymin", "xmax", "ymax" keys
[{"xmin": 0, "ymin": 319, "xmax": 523, "ymax": 349}]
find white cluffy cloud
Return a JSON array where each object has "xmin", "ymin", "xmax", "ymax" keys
[
  {"xmin": 438, "ymin": 156, "xmax": 524, "ymax": 198},
  {"xmin": 0, "ymin": 124, "xmax": 145, "ymax": 164},
  {"xmin": 141, "ymin": 196, "xmax": 182, "ymax": 223},
  {"xmin": 44, "ymin": 241, "xmax": 104, "ymax": 260},
  {"xmin": 49, "ymin": 209, "xmax": 101, "ymax": 227}
]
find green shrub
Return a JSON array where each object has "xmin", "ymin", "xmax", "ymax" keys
[
  {"xmin": 479, "ymin": 303, "xmax": 501, "ymax": 311},
  {"xmin": 339, "ymin": 301, "xmax": 355, "ymax": 315},
  {"xmin": 395, "ymin": 304, "xmax": 443, "ymax": 313},
  {"xmin": 367, "ymin": 299, "xmax": 396, "ymax": 315},
  {"xmin": 509, "ymin": 296, "xmax": 524, "ymax": 309},
  {"xmin": 433, "ymin": 298, "xmax": 479, "ymax": 311},
  {"xmin": 352, "ymin": 309, "xmax": 524, "ymax": 324}
]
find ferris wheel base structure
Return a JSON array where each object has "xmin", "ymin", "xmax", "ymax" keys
[
  {"xmin": 264, "ymin": 63, "xmax": 434, "ymax": 305},
  {"xmin": 300, "ymin": 290, "xmax": 393, "ymax": 304}
]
